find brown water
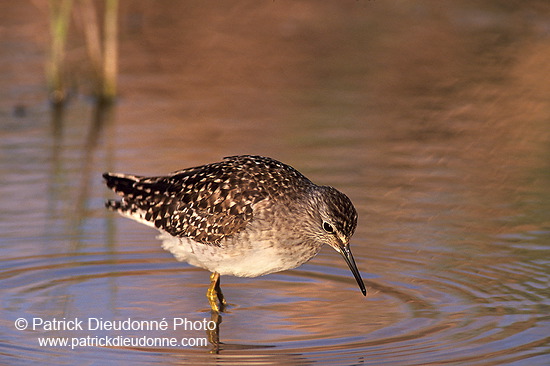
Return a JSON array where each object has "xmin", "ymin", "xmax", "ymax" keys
[{"xmin": 1, "ymin": 1, "xmax": 549, "ymax": 365}]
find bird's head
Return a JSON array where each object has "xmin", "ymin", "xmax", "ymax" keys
[{"xmin": 307, "ymin": 185, "xmax": 366, "ymax": 296}]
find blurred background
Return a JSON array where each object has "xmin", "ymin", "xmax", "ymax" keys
[{"xmin": 1, "ymin": 1, "xmax": 549, "ymax": 365}]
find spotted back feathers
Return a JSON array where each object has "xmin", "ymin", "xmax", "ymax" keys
[{"xmin": 103, "ymin": 155, "xmax": 313, "ymax": 245}]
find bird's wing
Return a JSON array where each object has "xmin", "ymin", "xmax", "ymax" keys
[
  {"xmin": 104, "ymin": 164, "xmax": 261, "ymax": 245},
  {"xmin": 104, "ymin": 155, "xmax": 312, "ymax": 245}
]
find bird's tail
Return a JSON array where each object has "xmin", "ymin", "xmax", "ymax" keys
[
  {"xmin": 102, "ymin": 172, "xmax": 158, "ymax": 228},
  {"xmin": 103, "ymin": 172, "xmax": 138, "ymax": 209},
  {"xmin": 103, "ymin": 172, "xmax": 142, "ymax": 194}
]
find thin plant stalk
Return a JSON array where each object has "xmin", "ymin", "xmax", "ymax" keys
[
  {"xmin": 77, "ymin": 0, "xmax": 103, "ymax": 89},
  {"xmin": 101, "ymin": 0, "xmax": 118, "ymax": 101},
  {"xmin": 47, "ymin": 0, "xmax": 73, "ymax": 104}
]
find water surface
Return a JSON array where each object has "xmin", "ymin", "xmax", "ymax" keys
[{"xmin": 1, "ymin": 1, "xmax": 549, "ymax": 365}]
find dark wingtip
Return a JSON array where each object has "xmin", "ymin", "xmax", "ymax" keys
[
  {"xmin": 102, "ymin": 172, "xmax": 140, "ymax": 192},
  {"xmin": 103, "ymin": 172, "xmax": 117, "ymax": 189}
]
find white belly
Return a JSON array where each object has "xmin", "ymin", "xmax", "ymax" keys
[{"xmin": 157, "ymin": 231, "xmax": 321, "ymax": 277}]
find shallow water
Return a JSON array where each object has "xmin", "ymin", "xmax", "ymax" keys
[{"xmin": 1, "ymin": 1, "xmax": 549, "ymax": 365}]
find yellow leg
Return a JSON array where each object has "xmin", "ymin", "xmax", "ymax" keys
[{"xmin": 206, "ymin": 272, "xmax": 227, "ymax": 312}]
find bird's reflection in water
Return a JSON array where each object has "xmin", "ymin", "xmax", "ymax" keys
[
  {"xmin": 207, "ymin": 311, "xmax": 222, "ymax": 354},
  {"xmin": 205, "ymin": 310, "xmax": 280, "ymax": 355}
]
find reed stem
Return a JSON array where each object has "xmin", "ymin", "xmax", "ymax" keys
[
  {"xmin": 47, "ymin": 0, "xmax": 73, "ymax": 104},
  {"xmin": 101, "ymin": 0, "xmax": 118, "ymax": 101}
]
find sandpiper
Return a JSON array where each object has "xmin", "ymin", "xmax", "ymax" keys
[{"xmin": 103, "ymin": 155, "xmax": 366, "ymax": 312}]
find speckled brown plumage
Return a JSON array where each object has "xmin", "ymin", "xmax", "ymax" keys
[
  {"xmin": 103, "ymin": 155, "xmax": 366, "ymax": 306},
  {"xmin": 104, "ymin": 155, "xmax": 319, "ymax": 244}
]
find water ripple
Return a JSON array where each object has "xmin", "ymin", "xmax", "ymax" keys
[{"xmin": 1, "ymin": 243, "xmax": 548, "ymax": 365}]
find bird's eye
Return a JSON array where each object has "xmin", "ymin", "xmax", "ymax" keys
[{"xmin": 323, "ymin": 221, "xmax": 335, "ymax": 233}]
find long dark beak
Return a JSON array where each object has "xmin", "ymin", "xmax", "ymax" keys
[{"xmin": 337, "ymin": 244, "xmax": 367, "ymax": 296}]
